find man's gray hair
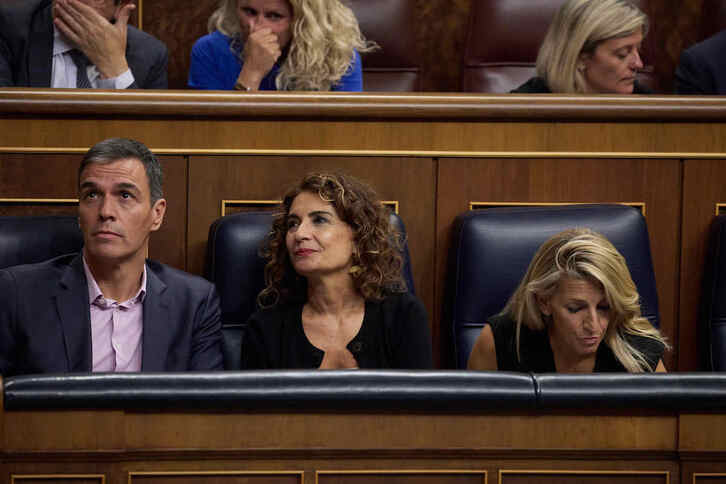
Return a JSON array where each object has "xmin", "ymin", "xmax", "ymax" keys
[{"xmin": 78, "ymin": 138, "xmax": 163, "ymax": 204}]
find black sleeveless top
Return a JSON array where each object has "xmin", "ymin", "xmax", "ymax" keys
[{"xmin": 488, "ymin": 313, "xmax": 664, "ymax": 372}]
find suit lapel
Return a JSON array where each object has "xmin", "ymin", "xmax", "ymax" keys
[
  {"xmin": 28, "ymin": 2, "xmax": 53, "ymax": 87},
  {"xmin": 55, "ymin": 255, "xmax": 92, "ymax": 372},
  {"xmin": 141, "ymin": 264, "xmax": 170, "ymax": 371}
]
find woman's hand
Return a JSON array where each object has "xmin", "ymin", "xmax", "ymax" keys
[
  {"xmin": 318, "ymin": 348, "xmax": 358, "ymax": 369},
  {"xmin": 236, "ymin": 27, "xmax": 281, "ymax": 90}
]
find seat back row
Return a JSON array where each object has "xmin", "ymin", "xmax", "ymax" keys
[{"xmin": 1, "ymin": 205, "xmax": 724, "ymax": 371}]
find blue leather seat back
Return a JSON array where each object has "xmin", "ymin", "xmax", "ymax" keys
[
  {"xmin": 0, "ymin": 216, "xmax": 84, "ymax": 270},
  {"xmin": 700, "ymin": 215, "xmax": 726, "ymax": 371},
  {"xmin": 446, "ymin": 204, "xmax": 660, "ymax": 369},
  {"xmin": 204, "ymin": 210, "xmax": 415, "ymax": 370}
]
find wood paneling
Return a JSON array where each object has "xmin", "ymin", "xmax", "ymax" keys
[
  {"xmin": 130, "ymin": 471, "xmax": 302, "ymax": 484},
  {"xmin": 11, "ymin": 477, "xmax": 104, "ymax": 484},
  {"xmin": 499, "ymin": 470, "xmax": 668, "ymax": 484},
  {"xmin": 436, "ymin": 157, "xmax": 681, "ymax": 368},
  {"xmin": 317, "ymin": 471, "xmax": 485, "ymax": 484},
  {"xmin": 1, "ymin": 92, "xmax": 725, "ymax": 369},
  {"xmin": 149, "ymin": 155, "xmax": 188, "ymax": 270},
  {"xmin": 141, "ymin": 0, "xmax": 214, "ymax": 90},
  {"xmin": 680, "ymin": 160, "xmax": 726, "ymax": 371},
  {"xmin": 0, "ymin": 153, "xmax": 187, "ymax": 270},
  {"xmin": 692, "ymin": 475, "xmax": 726, "ymax": 484},
  {"xmin": 3, "ymin": 410, "xmax": 124, "ymax": 451},
  {"xmin": 679, "ymin": 414, "xmax": 726, "ymax": 451},
  {"xmin": 121, "ymin": 412, "xmax": 675, "ymax": 450}
]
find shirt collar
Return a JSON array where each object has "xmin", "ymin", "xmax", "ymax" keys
[
  {"xmin": 82, "ymin": 256, "xmax": 147, "ymax": 306},
  {"xmin": 52, "ymin": 25, "xmax": 74, "ymax": 56}
]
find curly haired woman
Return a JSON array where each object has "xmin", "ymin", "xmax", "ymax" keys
[
  {"xmin": 243, "ymin": 172, "xmax": 432, "ymax": 369},
  {"xmin": 189, "ymin": 0, "xmax": 375, "ymax": 91}
]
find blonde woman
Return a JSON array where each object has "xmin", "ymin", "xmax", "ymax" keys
[
  {"xmin": 512, "ymin": 0, "xmax": 650, "ymax": 94},
  {"xmin": 189, "ymin": 0, "xmax": 374, "ymax": 91},
  {"xmin": 467, "ymin": 228, "xmax": 667, "ymax": 373}
]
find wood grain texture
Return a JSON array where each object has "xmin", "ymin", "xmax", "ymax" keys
[
  {"xmin": 123, "ymin": 412, "xmax": 676, "ymax": 450},
  {"xmin": 0, "ymin": 153, "xmax": 187, "ymax": 270},
  {"xmin": 130, "ymin": 474, "xmax": 301, "ymax": 484},
  {"xmin": 141, "ymin": 0, "xmax": 215, "ymax": 90},
  {"xmin": 11, "ymin": 478, "xmax": 103, "ymax": 484},
  {"xmin": 679, "ymin": 160, "xmax": 726, "ymax": 371},
  {"xmin": 5, "ymin": 90, "xmax": 726, "ymax": 120},
  {"xmin": 500, "ymin": 472, "xmax": 668, "ymax": 484},
  {"xmin": 680, "ymin": 414, "xmax": 726, "ymax": 451},
  {"xmin": 318, "ymin": 474, "xmax": 484, "ymax": 484}
]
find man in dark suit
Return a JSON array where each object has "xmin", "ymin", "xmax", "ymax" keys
[
  {"xmin": 675, "ymin": 30, "xmax": 726, "ymax": 95},
  {"xmin": 0, "ymin": 0, "xmax": 167, "ymax": 88},
  {"xmin": 0, "ymin": 138, "xmax": 223, "ymax": 376}
]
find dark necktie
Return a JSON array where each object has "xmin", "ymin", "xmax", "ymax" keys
[{"xmin": 69, "ymin": 49, "xmax": 92, "ymax": 88}]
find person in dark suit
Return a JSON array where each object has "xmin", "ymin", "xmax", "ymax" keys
[
  {"xmin": 675, "ymin": 30, "xmax": 726, "ymax": 95},
  {"xmin": 0, "ymin": 0, "xmax": 168, "ymax": 88},
  {"xmin": 0, "ymin": 138, "xmax": 223, "ymax": 376}
]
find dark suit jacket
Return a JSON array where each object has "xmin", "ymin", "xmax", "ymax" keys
[
  {"xmin": 0, "ymin": 0, "xmax": 168, "ymax": 88},
  {"xmin": 675, "ymin": 30, "xmax": 726, "ymax": 95},
  {"xmin": 0, "ymin": 254, "xmax": 224, "ymax": 376}
]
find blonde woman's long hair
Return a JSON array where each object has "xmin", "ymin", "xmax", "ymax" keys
[
  {"xmin": 501, "ymin": 228, "xmax": 667, "ymax": 372},
  {"xmin": 536, "ymin": 0, "xmax": 648, "ymax": 93},
  {"xmin": 208, "ymin": 0, "xmax": 377, "ymax": 91}
]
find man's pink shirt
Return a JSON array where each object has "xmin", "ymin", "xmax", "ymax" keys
[{"xmin": 83, "ymin": 257, "xmax": 146, "ymax": 372}]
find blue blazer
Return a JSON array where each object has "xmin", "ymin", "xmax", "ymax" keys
[
  {"xmin": 675, "ymin": 30, "xmax": 726, "ymax": 95},
  {"xmin": 0, "ymin": 0, "xmax": 168, "ymax": 88},
  {"xmin": 0, "ymin": 254, "xmax": 224, "ymax": 376}
]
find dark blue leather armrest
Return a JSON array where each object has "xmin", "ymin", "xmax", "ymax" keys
[
  {"xmin": 535, "ymin": 373, "xmax": 726, "ymax": 410},
  {"xmin": 3, "ymin": 371, "xmax": 536, "ymax": 411}
]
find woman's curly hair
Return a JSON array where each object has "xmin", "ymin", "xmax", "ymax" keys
[
  {"xmin": 258, "ymin": 172, "xmax": 406, "ymax": 308},
  {"xmin": 208, "ymin": 0, "xmax": 377, "ymax": 91}
]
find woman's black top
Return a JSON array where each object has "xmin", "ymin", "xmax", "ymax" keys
[
  {"xmin": 510, "ymin": 76, "xmax": 652, "ymax": 94},
  {"xmin": 243, "ymin": 292, "xmax": 433, "ymax": 369},
  {"xmin": 487, "ymin": 313, "xmax": 664, "ymax": 372}
]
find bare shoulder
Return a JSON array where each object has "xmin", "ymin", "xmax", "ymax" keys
[{"xmin": 467, "ymin": 324, "xmax": 498, "ymax": 371}]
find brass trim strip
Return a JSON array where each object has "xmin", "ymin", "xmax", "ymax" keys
[
  {"xmin": 0, "ymin": 198, "xmax": 78, "ymax": 204},
  {"xmin": 221, "ymin": 199, "xmax": 280, "ymax": 217},
  {"xmin": 716, "ymin": 203, "xmax": 726, "ymax": 216},
  {"xmin": 470, "ymin": 201, "xmax": 646, "ymax": 217},
  {"xmin": 12, "ymin": 474, "xmax": 105, "ymax": 484},
  {"xmin": 315, "ymin": 469, "xmax": 486, "ymax": 484},
  {"xmin": 382, "ymin": 200, "xmax": 399, "ymax": 214},
  {"xmin": 128, "ymin": 470, "xmax": 303, "ymax": 484},
  {"xmin": 2, "ymin": 147, "xmax": 726, "ymax": 159},
  {"xmin": 137, "ymin": 0, "xmax": 143, "ymax": 30},
  {"xmin": 693, "ymin": 472, "xmax": 726, "ymax": 484},
  {"xmin": 499, "ymin": 469, "xmax": 669, "ymax": 484},
  {"xmin": 220, "ymin": 200, "xmax": 399, "ymax": 217}
]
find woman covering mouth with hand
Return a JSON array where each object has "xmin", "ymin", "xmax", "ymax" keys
[
  {"xmin": 467, "ymin": 229, "xmax": 668, "ymax": 373},
  {"xmin": 242, "ymin": 173, "xmax": 432, "ymax": 370},
  {"xmin": 189, "ymin": 0, "xmax": 375, "ymax": 91}
]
